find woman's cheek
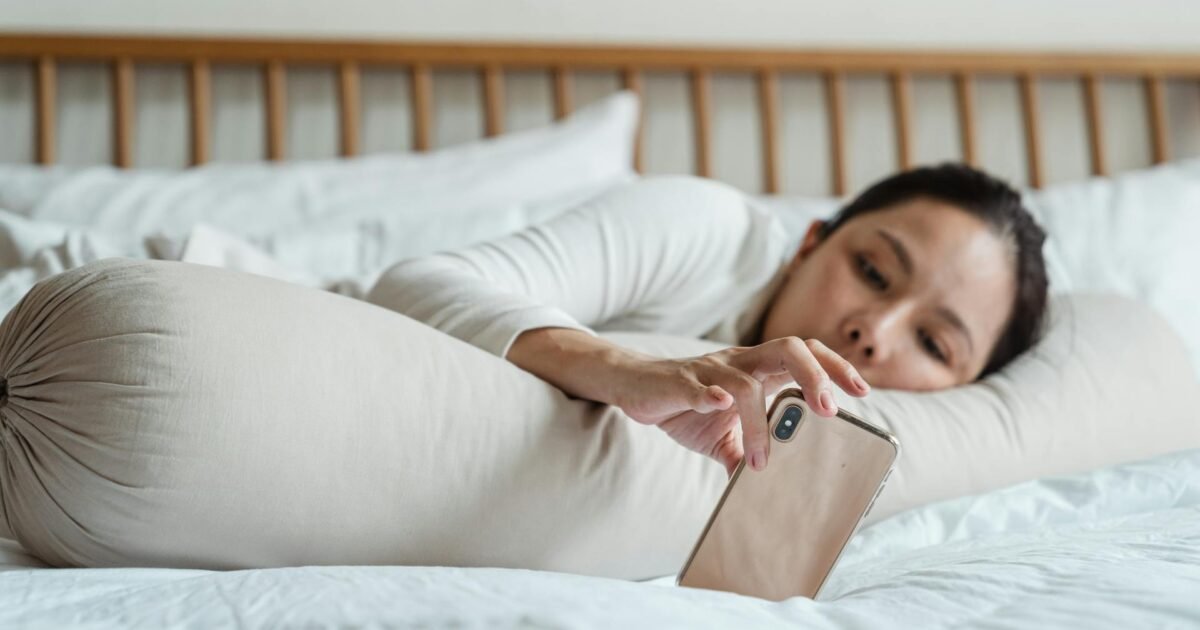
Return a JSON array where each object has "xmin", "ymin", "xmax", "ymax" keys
[
  {"xmin": 819, "ymin": 258, "xmax": 865, "ymax": 310},
  {"xmin": 883, "ymin": 361, "xmax": 955, "ymax": 391}
]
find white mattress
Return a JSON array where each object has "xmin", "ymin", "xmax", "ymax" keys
[{"xmin": 3, "ymin": 447, "xmax": 1198, "ymax": 628}]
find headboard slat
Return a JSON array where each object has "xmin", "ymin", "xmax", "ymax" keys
[
  {"xmin": 757, "ymin": 69, "xmax": 781, "ymax": 194},
  {"xmin": 410, "ymin": 64, "xmax": 433, "ymax": 151},
  {"xmin": 824, "ymin": 71, "xmax": 848, "ymax": 196},
  {"xmin": 890, "ymin": 71, "xmax": 914, "ymax": 170},
  {"xmin": 34, "ymin": 55, "xmax": 56, "ymax": 166},
  {"xmin": 188, "ymin": 60, "xmax": 211, "ymax": 166},
  {"xmin": 620, "ymin": 67, "xmax": 645, "ymax": 173},
  {"xmin": 338, "ymin": 61, "xmax": 361, "ymax": 157},
  {"xmin": 482, "ymin": 65, "xmax": 505, "ymax": 137},
  {"xmin": 954, "ymin": 73, "xmax": 977, "ymax": 166},
  {"xmin": 1144, "ymin": 75, "xmax": 1171, "ymax": 164},
  {"xmin": 1082, "ymin": 74, "xmax": 1108, "ymax": 176},
  {"xmin": 264, "ymin": 60, "xmax": 287, "ymax": 160},
  {"xmin": 552, "ymin": 67, "xmax": 573, "ymax": 120},
  {"xmin": 1019, "ymin": 73, "xmax": 1044, "ymax": 188},
  {"xmin": 112, "ymin": 57, "xmax": 134, "ymax": 168},
  {"xmin": 690, "ymin": 69, "xmax": 713, "ymax": 178}
]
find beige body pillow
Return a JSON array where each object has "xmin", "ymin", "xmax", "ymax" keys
[
  {"xmin": 0, "ymin": 258, "xmax": 1197, "ymax": 580},
  {"xmin": 607, "ymin": 294, "xmax": 1200, "ymax": 522}
]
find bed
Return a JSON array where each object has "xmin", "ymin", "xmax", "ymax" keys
[{"xmin": 1, "ymin": 32, "xmax": 1199, "ymax": 628}]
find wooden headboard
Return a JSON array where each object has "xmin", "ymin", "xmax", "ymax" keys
[{"xmin": 2, "ymin": 33, "xmax": 1199, "ymax": 194}]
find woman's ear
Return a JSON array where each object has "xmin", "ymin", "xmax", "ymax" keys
[{"xmin": 790, "ymin": 220, "xmax": 826, "ymax": 270}]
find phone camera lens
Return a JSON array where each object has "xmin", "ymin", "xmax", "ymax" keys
[{"xmin": 774, "ymin": 405, "xmax": 804, "ymax": 441}]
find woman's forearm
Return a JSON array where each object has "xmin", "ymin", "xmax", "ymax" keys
[{"xmin": 506, "ymin": 327, "xmax": 648, "ymax": 406}]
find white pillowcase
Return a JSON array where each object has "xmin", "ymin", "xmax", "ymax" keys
[
  {"xmin": 0, "ymin": 210, "xmax": 150, "ymax": 317},
  {"xmin": 749, "ymin": 194, "xmax": 840, "ymax": 251},
  {"xmin": 1022, "ymin": 158, "xmax": 1200, "ymax": 375},
  {"xmin": 0, "ymin": 91, "xmax": 639, "ymax": 285}
]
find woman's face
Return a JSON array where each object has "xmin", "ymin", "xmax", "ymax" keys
[{"xmin": 760, "ymin": 197, "xmax": 1017, "ymax": 390}]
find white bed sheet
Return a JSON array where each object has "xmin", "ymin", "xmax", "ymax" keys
[{"xmin": 2, "ymin": 447, "xmax": 1197, "ymax": 628}]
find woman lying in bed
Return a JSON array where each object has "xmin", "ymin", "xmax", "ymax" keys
[{"xmin": 367, "ymin": 163, "xmax": 1049, "ymax": 476}]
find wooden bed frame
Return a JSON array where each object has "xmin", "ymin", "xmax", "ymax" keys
[{"xmin": 1, "ymin": 33, "xmax": 1199, "ymax": 194}]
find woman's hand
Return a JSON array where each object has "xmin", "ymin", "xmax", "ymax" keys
[
  {"xmin": 506, "ymin": 328, "xmax": 868, "ymax": 475},
  {"xmin": 608, "ymin": 337, "xmax": 870, "ymax": 475}
]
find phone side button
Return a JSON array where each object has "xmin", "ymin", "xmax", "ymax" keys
[{"xmin": 864, "ymin": 484, "xmax": 886, "ymax": 517}]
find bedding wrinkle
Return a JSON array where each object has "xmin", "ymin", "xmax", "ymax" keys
[
  {"xmin": 598, "ymin": 213, "xmax": 617, "ymax": 322},
  {"xmin": 2, "ymin": 414, "xmax": 97, "ymax": 563},
  {"xmin": 3, "ymin": 256, "xmax": 129, "ymax": 364},
  {"xmin": 0, "ymin": 403, "xmax": 7, "ymax": 540},
  {"xmin": 6, "ymin": 401, "xmax": 147, "ymax": 493}
]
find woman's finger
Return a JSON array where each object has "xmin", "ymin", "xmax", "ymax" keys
[
  {"xmin": 698, "ymin": 364, "xmax": 771, "ymax": 471},
  {"xmin": 804, "ymin": 338, "xmax": 870, "ymax": 396},
  {"xmin": 761, "ymin": 372, "xmax": 797, "ymax": 397},
  {"xmin": 703, "ymin": 411, "xmax": 742, "ymax": 463},
  {"xmin": 716, "ymin": 431, "xmax": 743, "ymax": 477},
  {"xmin": 690, "ymin": 382, "xmax": 733, "ymax": 414},
  {"xmin": 730, "ymin": 338, "xmax": 838, "ymax": 418},
  {"xmin": 699, "ymin": 413, "xmax": 742, "ymax": 477}
]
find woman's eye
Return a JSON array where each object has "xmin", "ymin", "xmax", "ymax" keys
[
  {"xmin": 856, "ymin": 254, "xmax": 889, "ymax": 290},
  {"xmin": 918, "ymin": 328, "xmax": 949, "ymax": 364}
]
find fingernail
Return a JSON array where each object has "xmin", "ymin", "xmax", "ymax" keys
[
  {"xmin": 750, "ymin": 449, "xmax": 766, "ymax": 471},
  {"xmin": 853, "ymin": 375, "xmax": 870, "ymax": 393},
  {"xmin": 819, "ymin": 390, "xmax": 836, "ymax": 414}
]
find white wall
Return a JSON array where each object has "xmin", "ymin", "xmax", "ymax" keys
[{"xmin": 3, "ymin": 0, "xmax": 1200, "ymax": 51}]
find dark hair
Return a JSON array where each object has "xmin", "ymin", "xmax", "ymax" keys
[{"xmin": 819, "ymin": 162, "xmax": 1049, "ymax": 379}]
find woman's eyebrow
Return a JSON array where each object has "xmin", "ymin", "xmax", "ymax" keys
[{"xmin": 876, "ymin": 229, "xmax": 913, "ymax": 276}]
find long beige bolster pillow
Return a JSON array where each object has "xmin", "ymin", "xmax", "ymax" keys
[{"xmin": 0, "ymin": 258, "xmax": 1196, "ymax": 579}]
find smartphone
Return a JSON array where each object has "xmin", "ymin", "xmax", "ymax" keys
[{"xmin": 676, "ymin": 387, "xmax": 900, "ymax": 601}]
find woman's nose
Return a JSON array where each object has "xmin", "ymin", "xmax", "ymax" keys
[
  {"xmin": 848, "ymin": 327, "xmax": 874, "ymax": 359},
  {"xmin": 844, "ymin": 315, "xmax": 899, "ymax": 364},
  {"xmin": 846, "ymin": 325, "xmax": 880, "ymax": 363}
]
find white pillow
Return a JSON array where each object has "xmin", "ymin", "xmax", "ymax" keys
[
  {"xmin": 749, "ymin": 194, "xmax": 841, "ymax": 253},
  {"xmin": 1023, "ymin": 158, "xmax": 1200, "ymax": 375},
  {"xmin": 0, "ymin": 91, "xmax": 639, "ymax": 283},
  {"xmin": 0, "ymin": 210, "xmax": 150, "ymax": 317}
]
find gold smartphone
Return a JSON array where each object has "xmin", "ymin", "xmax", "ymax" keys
[{"xmin": 676, "ymin": 387, "xmax": 900, "ymax": 601}]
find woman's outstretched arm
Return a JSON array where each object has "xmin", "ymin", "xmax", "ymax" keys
[
  {"xmin": 365, "ymin": 175, "xmax": 785, "ymax": 370},
  {"xmin": 364, "ymin": 176, "xmax": 868, "ymax": 471}
]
